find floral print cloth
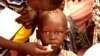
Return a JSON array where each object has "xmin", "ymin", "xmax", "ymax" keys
[{"xmin": 93, "ymin": 0, "xmax": 100, "ymax": 44}]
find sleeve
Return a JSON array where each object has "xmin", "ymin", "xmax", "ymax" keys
[{"xmin": 13, "ymin": 26, "xmax": 33, "ymax": 43}]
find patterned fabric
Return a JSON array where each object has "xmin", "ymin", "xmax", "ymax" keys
[
  {"xmin": 0, "ymin": 0, "xmax": 27, "ymax": 12},
  {"xmin": 93, "ymin": 0, "xmax": 100, "ymax": 44},
  {"xmin": 58, "ymin": 49, "xmax": 77, "ymax": 56}
]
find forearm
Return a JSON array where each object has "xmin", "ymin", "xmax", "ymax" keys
[{"xmin": 0, "ymin": 37, "xmax": 25, "ymax": 52}]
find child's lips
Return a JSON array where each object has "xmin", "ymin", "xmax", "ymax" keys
[{"xmin": 49, "ymin": 42, "xmax": 59, "ymax": 47}]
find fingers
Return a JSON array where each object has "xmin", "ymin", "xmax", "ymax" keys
[
  {"xmin": 35, "ymin": 43, "xmax": 47, "ymax": 50},
  {"xmin": 23, "ymin": 22, "xmax": 33, "ymax": 29},
  {"xmin": 35, "ymin": 47, "xmax": 53, "ymax": 55},
  {"xmin": 35, "ymin": 44, "xmax": 53, "ymax": 55},
  {"xmin": 15, "ymin": 16, "xmax": 29, "ymax": 24},
  {"xmin": 16, "ymin": 15, "xmax": 34, "ymax": 28},
  {"xmin": 0, "ymin": 36, "xmax": 3, "ymax": 38},
  {"xmin": 23, "ymin": 42, "xmax": 53, "ymax": 55}
]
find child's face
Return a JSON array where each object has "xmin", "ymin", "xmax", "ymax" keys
[{"xmin": 37, "ymin": 15, "xmax": 67, "ymax": 51}]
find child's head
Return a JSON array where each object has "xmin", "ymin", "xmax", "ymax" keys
[
  {"xmin": 27, "ymin": 0, "xmax": 63, "ymax": 10},
  {"xmin": 36, "ymin": 9, "xmax": 67, "ymax": 51}
]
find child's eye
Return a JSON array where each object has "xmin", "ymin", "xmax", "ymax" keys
[
  {"xmin": 55, "ymin": 31, "xmax": 62, "ymax": 35},
  {"xmin": 43, "ymin": 31, "xmax": 50, "ymax": 35}
]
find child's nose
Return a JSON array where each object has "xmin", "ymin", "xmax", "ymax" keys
[{"xmin": 49, "ymin": 33, "xmax": 56, "ymax": 40}]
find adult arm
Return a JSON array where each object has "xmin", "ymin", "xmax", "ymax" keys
[{"xmin": 0, "ymin": 36, "xmax": 52, "ymax": 55}]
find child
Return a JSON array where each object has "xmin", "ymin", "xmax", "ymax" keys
[
  {"xmin": 32, "ymin": 9, "xmax": 76, "ymax": 56},
  {"xmin": 0, "ymin": 0, "xmax": 63, "ymax": 56}
]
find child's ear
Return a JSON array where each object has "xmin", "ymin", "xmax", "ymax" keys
[{"xmin": 64, "ymin": 30, "xmax": 68, "ymax": 39}]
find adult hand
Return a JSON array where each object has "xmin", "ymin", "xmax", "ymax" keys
[
  {"xmin": 0, "ymin": 36, "xmax": 52, "ymax": 56},
  {"xmin": 21, "ymin": 42, "xmax": 53, "ymax": 56},
  {"xmin": 16, "ymin": 8, "xmax": 37, "ymax": 29}
]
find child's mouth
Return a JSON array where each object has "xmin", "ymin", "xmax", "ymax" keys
[{"xmin": 46, "ymin": 44, "xmax": 53, "ymax": 51}]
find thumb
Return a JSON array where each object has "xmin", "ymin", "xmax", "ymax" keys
[{"xmin": 36, "ymin": 44, "xmax": 47, "ymax": 50}]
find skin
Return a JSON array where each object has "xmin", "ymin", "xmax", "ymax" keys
[
  {"xmin": 27, "ymin": 0, "xmax": 63, "ymax": 11},
  {"xmin": 0, "ymin": 37, "xmax": 52, "ymax": 55},
  {"xmin": 9, "ymin": 0, "xmax": 93, "ymax": 55},
  {"xmin": 12, "ymin": 0, "xmax": 64, "ymax": 55},
  {"xmin": 10, "ymin": 0, "xmax": 64, "ymax": 56},
  {"xmin": 20, "ymin": 0, "xmax": 93, "ymax": 30},
  {"xmin": 0, "ymin": 0, "xmax": 93, "ymax": 55},
  {"xmin": 16, "ymin": 0, "xmax": 63, "ymax": 28},
  {"xmin": 36, "ymin": 9, "xmax": 67, "ymax": 56},
  {"xmin": 0, "ymin": 0, "xmax": 63, "ymax": 56}
]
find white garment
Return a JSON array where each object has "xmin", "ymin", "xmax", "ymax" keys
[{"xmin": 83, "ymin": 43, "xmax": 100, "ymax": 56}]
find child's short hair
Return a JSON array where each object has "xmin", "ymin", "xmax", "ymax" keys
[
  {"xmin": 36, "ymin": 9, "xmax": 67, "ymax": 54},
  {"xmin": 37, "ymin": 9, "xmax": 67, "ymax": 28}
]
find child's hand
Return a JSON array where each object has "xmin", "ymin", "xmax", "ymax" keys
[{"xmin": 22, "ymin": 42, "xmax": 53, "ymax": 56}]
